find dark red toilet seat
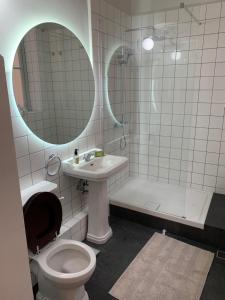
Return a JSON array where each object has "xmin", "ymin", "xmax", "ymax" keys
[{"xmin": 23, "ymin": 192, "xmax": 62, "ymax": 254}]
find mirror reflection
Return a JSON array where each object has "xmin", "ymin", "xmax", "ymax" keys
[
  {"xmin": 13, "ymin": 22, "xmax": 95, "ymax": 144},
  {"xmin": 107, "ymin": 46, "xmax": 134, "ymax": 126}
]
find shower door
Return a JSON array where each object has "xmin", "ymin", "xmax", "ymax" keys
[{"xmin": 125, "ymin": 5, "xmax": 204, "ymax": 219}]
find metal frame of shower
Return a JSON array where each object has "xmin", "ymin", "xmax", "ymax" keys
[{"xmin": 125, "ymin": 2, "xmax": 202, "ymax": 34}]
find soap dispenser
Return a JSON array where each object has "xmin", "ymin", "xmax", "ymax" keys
[{"xmin": 73, "ymin": 149, "xmax": 79, "ymax": 164}]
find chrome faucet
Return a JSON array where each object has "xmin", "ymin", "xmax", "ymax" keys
[{"xmin": 83, "ymin": 151, "xmax": 95, "ymax": 162}]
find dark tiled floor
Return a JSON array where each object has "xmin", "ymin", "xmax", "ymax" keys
[
  {"xmin": 205, "ymin": 193, "xmax": 225, "ymax": 230},
  {"xmin": 86, "ymin": 216, "xmax": 225, "ymax": 300}
]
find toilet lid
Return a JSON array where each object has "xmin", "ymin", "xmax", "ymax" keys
[{"xmin": 23, "ymin": 192, "xmax": 62, "ymax": 254}]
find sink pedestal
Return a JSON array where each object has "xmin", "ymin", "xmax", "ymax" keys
[
  {"xmin": 62, "ymin": 153, "xmax": 128, "ymax": 244},
  {"xmin": 87, "ymin": 181, "xmax": 112, "ymax": 244}
]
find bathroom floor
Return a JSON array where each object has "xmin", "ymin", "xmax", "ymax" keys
[{"xmin": 86, "ymin": 216, "xmax": 225, "ymax": 300}]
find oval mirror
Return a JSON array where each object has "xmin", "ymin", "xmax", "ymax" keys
[
  {"xmin": 13, "ymin": 22, "xmax": 95, "ymax": 144},
  {"xmin": 107, "ymin": 46, "xmax": 134, "ymax": 126}
]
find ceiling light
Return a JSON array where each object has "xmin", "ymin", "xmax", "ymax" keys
[
  {"xmin": 171, "ymin": 51, "xmax": 181, "ymax": 60},
  {"xmin": 142, "ymin": 37, "xmax": 154, "ymax": 51}
]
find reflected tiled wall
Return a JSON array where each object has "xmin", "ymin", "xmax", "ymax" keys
[
  {"xmin": 22, "ymin": 27, "xmax": 58, "ymax": 143},
  {"xmin": 21, "ymin": 25, "xmax": 95, "ymax": 145}
]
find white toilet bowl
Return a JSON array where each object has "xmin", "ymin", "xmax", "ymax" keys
[
  {"xmin": 34, "ymin": 239, "xmax": 96, "ymax": 300},
  {"xmin": 22, "ymin": 191, "xmax": 96, "ymax": 300}
]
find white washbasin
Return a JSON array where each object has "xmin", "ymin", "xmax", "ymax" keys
[{"xmin": 62, "ymin": 154, "xmax": 128, "ymax": 181}]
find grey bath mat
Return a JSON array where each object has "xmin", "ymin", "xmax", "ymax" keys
[{"xmin": 110, "ymin": 233, "xmax": 214, "ymax": 300}]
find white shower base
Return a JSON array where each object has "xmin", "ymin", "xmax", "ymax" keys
[{"xmin": 109, "ymin": 177, "xmax": 213, "ymax": 229}]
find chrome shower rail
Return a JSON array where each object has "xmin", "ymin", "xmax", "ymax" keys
[
  {"xmin": 125, "ymin": 2, "xmax": 202, "ymax": 33},
  {"xmin": 125, "ymin": 25, "xmax": 155, "ymax": 33}
]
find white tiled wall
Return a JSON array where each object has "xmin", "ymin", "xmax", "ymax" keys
[
  {"xmin": 94, "ymin": 0, "xmax": 225, "ymax": 195},
  {"xmin": 91, "ymin": 0, "xmax": 131, "ymax": 193},
  {"xmin": 125, "ymin": 1, "xmax": 225, "ymax": 194},
  {"xmin": 7, "ymin": 0, "xmax": 102, "ymax": 228},
  {"xmin": 7, "ymin": 0, "xmax": 225, "ymax": 235}
]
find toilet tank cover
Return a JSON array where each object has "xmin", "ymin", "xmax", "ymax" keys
[{"xmin": 23, "ymin": 192, "xmax": 62, "ymax": 254}]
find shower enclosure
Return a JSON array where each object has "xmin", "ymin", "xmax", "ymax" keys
[{"xmin": 102, "ymin": 0, "xmax": 219, "ymax": 228}]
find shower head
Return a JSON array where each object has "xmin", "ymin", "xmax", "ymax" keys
[
  {"xmin": 116, "ymin": 47, "xmax": 134, "ymax": 65},
  {"xmin": 151, "ymin": 35, "xmax": 165, "ymax": 42}
]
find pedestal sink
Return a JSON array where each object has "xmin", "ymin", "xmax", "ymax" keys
[{"xmin": 62, "ymin": 154, "xmax": 128, "ymax": 244}]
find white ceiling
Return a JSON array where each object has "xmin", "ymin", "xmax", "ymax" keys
[
  {"xmin": 104, "ymin": 0, "xmax": 224, "ymax": 16},
  {"xmin": 104, "ymin": 0, "xmax": 131, "ymax": 14},
  {"xmin": 131, "ymin": 0, "xmax": 223, "ymax": 15}
]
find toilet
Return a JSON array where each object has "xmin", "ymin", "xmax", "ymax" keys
[{"xmin": 23, "ymin": 191, "xmax": 96, "ymax": 300}]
